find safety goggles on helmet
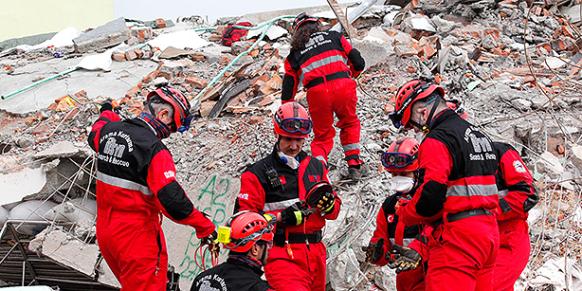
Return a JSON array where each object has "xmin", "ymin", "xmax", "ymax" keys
[
  {"xmin": 158, "ymin": 86, "xmax": 193, "ymax": 133},
  {"xmin": 276, "ymin": 116, "xmax": 313, "ymax": 135},
  {"xmin": 229, "ymin": 224, "xmax": 274, "ymax": 249},
  {"xmin": 381, "ymin": 152, "xmax": 417, "ymax": 169}
]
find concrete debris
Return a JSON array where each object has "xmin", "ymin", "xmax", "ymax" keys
[
  {"xmin": 528, "ymin": 255, "xmax": 582, "ymax": 290},
  {"xmin": 33, "ymin": 141, "xmax": 81, "ymax": 159},
  {"xmin": 246, "ymin": 25, "xmax": 288, "ymax": 41},
  {"xmin": 537, "ymin": 151, "xmax": 565, "ymax": 178},
  {"xmin": 8, "ymin": 200, "xmax": 57, "ymax": 235},
  {"xmin": 0, "ymin": 206, "xmax": 8, "ymax": 226},
  {"xmin": 17, "ymin": 27, "xmax": 81, "ymax": 52},
  {"xmin": 28, "ymin": 228, "xmax": 120, "ymax": 287},
  {"xmin": 73, "ymin": 18, "xmax": 129, "ymax": 53},
  {"xmin": 148, "ymin": 30, "xmax": 209, "ymax": 51},
  {"xmin": 0, "ymin": 167, "xmax": 48, "ymax": 205}
]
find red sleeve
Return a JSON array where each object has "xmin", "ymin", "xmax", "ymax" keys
[
  {"xmin": 87, "ymin": 110, "xmax": 121, "ymax": 151},
  {"xmin": 281, "ymin": 58, "xmax": 299, "ymax": 102},
  {"xmin": 339, "ymin": 35, "xmax": 364, "ymax": 77},
  {"xmin": 236, "ymin": 171, "xmax": 266, "ymax": 213},
  {"xmin": 147, "ymin": 149, "xmax": 215, "ymax": 239},
  {"xmin": 369, "ymin": 207, "xmax": 390, "ymax": 266},
  {"xmin": 397, "ymin": 137, "xmax": 452, "ymax": 226},
  {"xmin": 498, "ymin": 148, "xmax": 535, "ymax": 217},
  {"xmin": 322, "ymin": 165, "xmax": 341, "ymax": 220}
]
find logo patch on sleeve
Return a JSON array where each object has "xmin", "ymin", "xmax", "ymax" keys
[{"xmin": 513, "ymin": 160, "xmax": 527, "ymax": 173}]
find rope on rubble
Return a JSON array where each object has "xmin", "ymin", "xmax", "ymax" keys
[{"xmin": 191, "ymin": 15, "xmax": 297, "ymax": 111}]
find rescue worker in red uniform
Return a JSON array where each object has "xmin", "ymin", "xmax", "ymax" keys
[
  {"xmin": 281, "ymin": 13, "xmax": 366, "ymax": 180},
  {"xmin": 88, "ymin": 86, "xmax": 216, "ymax": 290},
  {"xmin": 192, "ymin": 211, "xmax": 275, "ymax": 291},
  {"xmin": 390, "ymin": 79, "xmax": 500, "ymax": 291},
  {"xmin": 235, "ymin": 102, "xmax": 342, "ymax": 291},
  {"xmin": 365, "ymin": 137, "xmax": 428, "ymax": 291},
  {"xmin": 492, "ymin": 142, "xmax": 538, "ymax": 290}
]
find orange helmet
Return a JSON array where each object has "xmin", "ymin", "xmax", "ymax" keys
[
  {"xmin": 224, "ymin": 211, "xmax": 274, "ymax": 253},
  {"xmin": 446, "ymin": 99, "xmax": 469, "ymax": 120},
  {"xmin": 390, "ymin": 79, "xmax": 445, "ymax": 129},
  {"xmin": 381, "ymin": 137, "xmax": 420, "ymax": 173},
  {"xmin": 273, "ymin": 102, "xmax": 312, "ymax": 138},
  {"xmin": 147, "ymin": 85, "xmax": 192, "ymax": 133}
]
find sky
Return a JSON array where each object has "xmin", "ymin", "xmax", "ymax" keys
[{"xmin": 114, "ymin": 0, "xmax": 354, "ymax": 22}]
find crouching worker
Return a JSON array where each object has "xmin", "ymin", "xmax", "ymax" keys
[
  {"xmin": 364, "ymin": 137, "xmax": 429, "ymax": 291},
  {"xmin": 192, "ymin": 211, "xmax": 275, "ymax": 291}
]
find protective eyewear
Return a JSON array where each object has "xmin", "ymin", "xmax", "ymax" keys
[
  {"xmin": 277, "ymin": 117, "xmax": 312, "ymax": 135},
  {"xmin": 159, "ymin": 86, "xmax": 193, "ymax": 133},
  {"xmin": 381, "ymin": 152, "xmax": 416, "ymax": 169}
]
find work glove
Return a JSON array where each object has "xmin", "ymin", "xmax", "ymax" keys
[
  {"xmin": 362, "ymin": 238, "xmax": 384, "ymax": 263},
  {"xmin": 387, "ymin": 244, "xmax": 421, "ymax": 273},
  {"xmin": 280, "ymin": 202, "xmax": 310, "ymax": 226},
  {"xmin": 306, "ymin": 182, "xmax": 335, "ymax": 214},
  {"xmin": 201, "ymin": 230, "xmax": 220, "ymax": 253}
]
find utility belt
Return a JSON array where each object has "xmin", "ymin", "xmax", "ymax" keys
[
  {"xmin": 304, "ymin": 71, "xmax": 351, "ymax": 89},
  {"xmin": 435, "ymin": 208, "xmax": 492, "ymax": 226},
  {"xmin": 273, "ymin": 229, "xmax": 322, "ymax": 246}
]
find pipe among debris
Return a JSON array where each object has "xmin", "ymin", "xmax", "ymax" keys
[{"xmin": 191, "ymin": 15, "xmax": 297, "ymax": 111}]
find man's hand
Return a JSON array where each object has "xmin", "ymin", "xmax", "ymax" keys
[
  {"xmin": 201, "ymin": 230, "xmax": 220, "ymax": 254},
  {"xmin": 387, "ymin": 244, "xmax": 421, "ymax": 273},
  {"xmin": 362, "ymin": 238, "xmax": 384, "ymax": 263},
  {"xmin": 280, "ymin": 202, "xmax": 310, "ymax": 226}
]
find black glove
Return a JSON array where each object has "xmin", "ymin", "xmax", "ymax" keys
[
  {"xmin": 387, "ymin": 244, "xmax": 421, "ymax": 273},
  {"xmin": 306, "ymin": 182, "xmax": 335, "ymax": 214},
  {"xmin": 99, "ymin": 101, "xmax": 113, "ymax": 113},
  {"xmin": 363, "ymin": 238, "xmax": 384, "ymax": 263},
  {"xmin": 201, "ymin": 230, "xmax": 218, "ymax": 246},
  {"xmin": 280, "ymin": 202, "xmax": 310, "ymax": 226}
]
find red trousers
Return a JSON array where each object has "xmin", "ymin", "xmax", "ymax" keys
[
  {"xmin": 426, "ymin": 215, "xmax": 499, "ymax": 291},
  {"xmin": 397, "ymin": 264, "xmax": 426, "ymax": 291},
  {"xmin": 306, "ymin": 78, "xmax": 361, "ymax": 164},
  {"xmin": 97, "ymin": 210, "xmax": 167, "ymax": 290},
  {"xmin": 493, "ymin": 219, "xmax": 530, "ymax": 291},
  {"xmin": 265, "ymin": 242, "xmax": 327, "ymax": 291}
]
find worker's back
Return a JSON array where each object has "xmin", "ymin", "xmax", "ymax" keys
[{"xmin": 191, "ymin": 257, "xmax": 271, "ymax": 291}]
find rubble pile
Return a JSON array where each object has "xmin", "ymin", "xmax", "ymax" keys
[{"xmin": 0, "ymin": 0, "xmax": 581, "ymax": 290}]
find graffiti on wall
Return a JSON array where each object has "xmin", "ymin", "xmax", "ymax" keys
[{"xmin": 177, "ymin": 174, "xmax": 236, "ymax": 281}]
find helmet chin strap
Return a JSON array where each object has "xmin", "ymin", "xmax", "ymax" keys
[{"xmin": 410, "ymin": 101, "xmax": 440, "ymax": 133}]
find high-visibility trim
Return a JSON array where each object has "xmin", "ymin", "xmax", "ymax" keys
[
  {"xmin": 299, "ymin": 55, "xmax": 347, "ymax": 85},
  {"xmin": 446, "ymin": 184, "xmax": 498, "ymax": 197},
  {"xmin": 263, "ymin": 198, "xmax": 301, "ymax": 211},
  {"xmin": 342, "ymin": 143, "xmax": 360, "ymax": 152},
  {"xmin": 498, "ymin": 189, "xmax": 509, "ymax": 198},
  {"xmin": 96, "ymin": 171, "xmax": 152, "ymax": 196}
]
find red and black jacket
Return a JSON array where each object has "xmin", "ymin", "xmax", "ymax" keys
[
  {"xmin": 281, "ymin": 30, "xmax": 365, "ymax": 101},
  {"xmin": 398, "ymin": 110, "xmax": 499, "ymax": 226},
  {"xmin": 192, "ymin": 256, "xmax": 272, "ymax": 291},
  {"xmin": 369, "ymin": 193, "xmax": 429, "ymax": 266},
  {"xmin": 235, "ymin": 146, "xmax": 341, "ymax": 236},
  {"xmin": 493, "ymin": 142, "xmax": 538, "ymax": 222},
  {"xmin": 87, "ymin": 110, "xmax": 215, "ymax": 238}
]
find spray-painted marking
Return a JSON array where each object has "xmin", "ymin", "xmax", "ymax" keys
[{"xmin": 178, "ymin": 174, "xmax": 233, "ymax": 281}]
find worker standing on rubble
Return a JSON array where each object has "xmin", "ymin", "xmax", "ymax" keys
[
  {"xmin": 87, "ymin": 85, "xmax": 217, "ymax": 290},
  {"xmin": 365, "ymin": 137, "xmax": 428, "ymax": 291},
  {"xmin": 235, "ymin": 102, "xmax": 342, "ymax": 291},
  {"xmin": 492, "ymin": 142, "xmax": 538, "ymax": 291},
  {"xmin": 191, "ymin": 211, "xmax": 275, "ymax": 291},
  {"xmin": 390, "ymin": 79, "xmax": 500, "ymax": 291},
  {"xmin": 281, "ymin": 13, "xmax": 366, "ymax": 180}
]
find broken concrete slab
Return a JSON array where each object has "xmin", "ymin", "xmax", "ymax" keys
[
  {"xmin": 29, "ymin": 228, "xmax": 120, "ymax": 287},
  {"xmin": 7, "ymin": 200, "xmax": 57, "ymax": 235},
  {"xmin": 537, "ymin": 151, "xmax": 565, "ymax": 178},
  {"xmin": 246, "ymin": 25, "xmax": 288, "ymax": 41},
  {"xmin": 73, "ymin": 18, "xmax": 130, "ymax": 53},
  {"xmin": 0, "ymin": 167, "xmax": 48, "ymax": 206},
  {"xmin": 0, "ymin": 58, "xmax": 158, "ymax": 114},
  {"xmin": 571, "ymin": 145, "xmax": 582, "ymax": 172},
  {"xmin": 33, "ymin": 141, "xmax": 81, "ymax": 159}
]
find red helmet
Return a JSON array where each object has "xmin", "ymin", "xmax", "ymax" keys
[
  {"xmin": 446, "ymin": 100, "xmax": 469, "ymax": 120},
  {"xmin": 224, "ymin": 211, "xmax": 274, "ymax": 253},
  {"xmin": 381, "ymin": 137, "xmax": 420, "ymax": 173},
  {"xmin": 147, "ymin": 86, "xmax": 192, "ymax": 132},
  {"xmin": 292, "ymin": 12, "xmax": 319, "ymax": 33},
  {"xmin": 273, "ymin": 102, "xmax": 312, "ymax": 138},
  {"xmin": 390, "ymin": 79, "xmax": 445, "ymax": 129}
]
